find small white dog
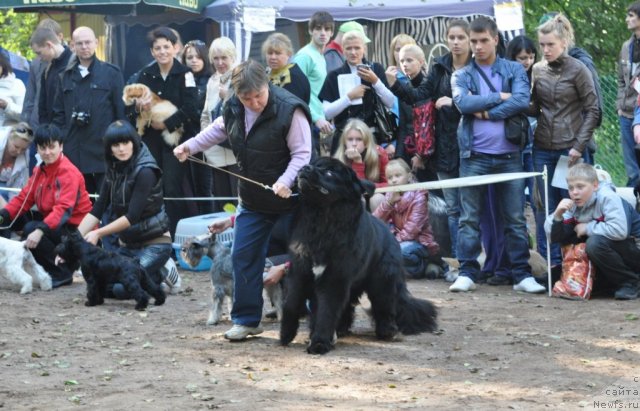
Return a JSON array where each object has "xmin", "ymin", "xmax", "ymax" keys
[
  {"xmin": 122, "ymin": 83, "xmax": 183, "ymax": 146},
  {"xmin": 0, "ymin": 237, "xmax": 51, "ymax": 294}
]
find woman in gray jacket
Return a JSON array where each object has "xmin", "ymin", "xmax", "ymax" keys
[{"xmin": 529, "ymin": 13, "xmax": 600, "ymax": 267}]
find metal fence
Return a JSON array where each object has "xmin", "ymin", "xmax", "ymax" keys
[{"xmin": 594, "ymin": 74, "xmax": 627, "ymax": 187}]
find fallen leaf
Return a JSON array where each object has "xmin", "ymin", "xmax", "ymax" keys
[
  {"xmin": 142, "ymin": 342, "xmax": 153, "ymax": 349},
  {"xmin": 68, "ymin": 395, "xmax": 81, "ymax": 404},
  {"xmin": 40, "ymin": 371, "xmax": 49, "ymax": 376},
  {"xmin": 64, "ymin": 380, "xmax": 78, "ymax": 386},
  {"xmin": 31, "ymin": 352, "xmax": 42, "ymax": 358},
  {"xmin": 388, "ymin": 384, "xmax": 396, "ymax": 388},
  {"xmin": 624, "ymin": 313, "xmax": 638, "ymax": 321}
]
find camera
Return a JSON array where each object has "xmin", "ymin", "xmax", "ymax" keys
[{"xmin": 71, "ymin": 110, "xmax": 91, "ymax": 127}]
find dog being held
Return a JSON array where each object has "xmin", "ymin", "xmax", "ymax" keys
[
  {"xmin": 280, "ymin": 157, "xmax": 438, "ymax": 355},
  {"xmin": 181, "ymin": 233, "xmax": 284, "ymax": 325},
  {"xmin": 122, "ymin": 83, "xmax": 182, "ymax": 146},
  {"xmin": 0, "ymin": 236, "xmax": 51, "ymax": 294},
  {"xmin": 54, "ymin": 229, "xmax": 165, "ymax": 310}
]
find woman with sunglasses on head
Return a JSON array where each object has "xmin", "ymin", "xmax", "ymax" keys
[
  {"xmin": 0, "ymin": 122, "xmax": 33, "ymax": 209},
  {"xmin": 182, "ymin": 39, "xmax": 214, "ymax": 214}
]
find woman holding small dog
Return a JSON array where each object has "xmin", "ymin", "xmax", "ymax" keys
[
  {"xmin": 125, "ymin": 26, "xmax": 200, "ymax": 237},
  {"xmin": 0, "ymin": 124, "xmax": 92, "ymax": 288},
  {"xmin": 77, "ymin": 120, "xmax": 174, "ymax": 299},
  {"xmin": 174, "ymin": 60, "xmax": 312, "ymax": 341}
]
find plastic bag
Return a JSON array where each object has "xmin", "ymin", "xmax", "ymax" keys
[{"xmin": 552, "ymin": 243, "xmax": 595, "ymax": 300}]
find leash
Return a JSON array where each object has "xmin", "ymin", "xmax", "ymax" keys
[
  {"xmin": 187, "ymin": 155, "xmax": 273, "ymax": 191},
  {"xmin": 187, "ymin": 155, "xmax": 298, "ymax": 197}
]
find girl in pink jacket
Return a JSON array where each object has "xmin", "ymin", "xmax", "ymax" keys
[{"xmin": 374, "ymin": 159, "xmax": 442, "ymax": 278}]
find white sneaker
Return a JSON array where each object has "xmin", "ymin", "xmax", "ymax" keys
[
  {"xmin": 161, "ymin": 258, "xmax": 181, "ymax": 295},
  {"xmin": 513, "ymin": 277, "xmax": 546, "ymax": 294},
  {"xmin": 449, "ymin": 276, "xmax": 476, "ymax": 292},
  {"xmin": 224, "ymin": 324, "xmax": 264, "ymax": 341}
]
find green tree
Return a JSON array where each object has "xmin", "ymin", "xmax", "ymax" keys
[
  {"xmin": 0, "ymin": 10, "xmax": 39, "ymax": 59},
  {"xmin": 523, "ymin": 0, "xmax": 629, "ymax": 73}
]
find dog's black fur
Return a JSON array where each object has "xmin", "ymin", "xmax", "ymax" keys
[
  {"xmin": 54, "ymin": 229, "xmax": 166, "ymax": 310},
  {"xmin": 280, "ymin": 158, "xmax": 438, "ymax": 354}
]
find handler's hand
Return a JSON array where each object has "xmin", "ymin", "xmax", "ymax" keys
[
  {"xmin": 411, "ymin": 155, "xmax": 425, "ymax": 171},
  {"xmin": 24, "ymin": 229, "xmax": 43, "ymax": 249},
  {"xmin": 208, "ymin": 217, "xmax": 233, "ymax": 234},
  {"xmin": 315, "ymin": 118, "xmax": 334, "ymax": 135},
  {"xmin": 173, "ymin": 144, "xmax": 190, "ymax": 162},
  {"xmin": 435, "ymin": 96, "xmax": 452, "ymax": 109},
  {"xmin": 263, "ymin": 264, "xmax": 286, "ymax": 287},
  {"xmin": 54, "ymin": 255, "xmax": 65, "ymax": 266},
  {"xmin": 272, "ymin": 182, "xmax": 292, "ymax": 198}
]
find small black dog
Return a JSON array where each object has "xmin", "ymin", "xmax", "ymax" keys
[{"xmin": 55, "ymin": 229, "xmax": 165, "ymax": 311}]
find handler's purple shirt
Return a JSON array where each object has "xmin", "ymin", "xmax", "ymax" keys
[
  {"xmin": 185, "ymin": 107, "xmax": 312, "ymax": 188},
  {"xmin": 472, "ymin": 64, "xmax": 518, "ymax": 154}
]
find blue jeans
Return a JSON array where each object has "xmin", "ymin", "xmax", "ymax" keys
[
  {"xmin": 117, "ymin": 243, "xmax": 173, "ymax": 285},
  {"xmin": 480, "ymin": 185, "xmax": 510, "ymax": 279},
  {"xmin": 437, "ymin": 170, "xmax": 460, "ymax": 258},
  {"xmin": 619, "ymin": 116, "xmax": 640, "ymax": 187},
  {"xmin": 231, "ymin": 205, "xmax": 293, "ymax": 327},
  {"xmin": 457, "ymin": 152, "xmax": 531, "ymax": 283},
  {"xmin": 400, "ymin": 241, "xmax": 429, "ymax": 278}
]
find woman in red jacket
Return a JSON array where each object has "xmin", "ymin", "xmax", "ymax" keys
[{"xmin": 0, "ymin": 124, "xmax": 92, "ymax": 288}]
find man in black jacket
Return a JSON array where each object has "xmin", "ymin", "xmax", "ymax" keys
[
  {"xmin": 30, "ymin": 27, "xmax": 72, "ymax": 126},
  {"xmin": 52, "ymin": 27, "xmax": 126, "ymax": 194}
]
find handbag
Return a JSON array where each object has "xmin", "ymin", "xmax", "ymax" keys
[
  {"xmin": 404, "ymin": 100, "xmax": 436, "ymax": 158},
  {"xmin": 370, "ymin": 92, "xmax": 399, "ymax": 145},
  {"xmin": 473, "ymin": 62, "xmax": 529, "ymax": 149}
]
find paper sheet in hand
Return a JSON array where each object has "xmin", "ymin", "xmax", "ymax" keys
[
  {"xmin": 338, "ymin": 73, "xmax": 362, "ymax": 105},
  {"xmin": 551, "ymin": 155, "xmax": 583, "ymax": 190}
]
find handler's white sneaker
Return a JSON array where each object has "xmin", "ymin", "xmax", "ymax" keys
[
  {"xmin": 449, "ymin": 276, "xmax": 476, "ymax": 292},
  {"xmin": 513, "ymin": 277, "xmax": 546, "ymax": 294},
  {"xmin": 224, "ymin": 324, "xmax": 264, "ymax": 341}
]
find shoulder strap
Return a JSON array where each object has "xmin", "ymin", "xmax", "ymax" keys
[{"xmin": 473, "ymin": 61, "xmax": 497, "ymax": 93}]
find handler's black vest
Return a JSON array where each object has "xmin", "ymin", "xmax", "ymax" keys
[
  {"xmin": 106, "ymin": 143, "xmax": 167, "ymax": 243},
  {"xmin": 223, "ymin": 85, "xmax": 311, "ymax": 213}
]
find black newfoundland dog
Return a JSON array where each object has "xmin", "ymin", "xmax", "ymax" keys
[{"xmin": 280, "ymin": 158, "xmax": 438, "ymax": 354}]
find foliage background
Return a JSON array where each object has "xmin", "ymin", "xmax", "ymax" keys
[{"xmin": 0, "ymin": 10, "xmax": 38, "ymax": 59}]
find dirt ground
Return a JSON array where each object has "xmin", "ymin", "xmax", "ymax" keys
[{"xmin": 1, "ymin": 268, "xmax": 639, "ymax": 411}]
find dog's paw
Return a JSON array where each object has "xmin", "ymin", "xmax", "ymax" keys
[
  {"xmin": 20, "ymin": 284, "xmax": 33, "ymax": 294},
  {"xmin": 135, "ymin": 297, "xmax": 149, "ymax": 311},
  {"xmin": 154, "ymin": 294, "xmax": 166, "ymax": 306},
  {"xmin": 306, "ymin": 339, "xmax": 333, "ymax": 355},
  {"xmin": 85, "ymin": 300, "xmax": 97, "ymax": 307}
]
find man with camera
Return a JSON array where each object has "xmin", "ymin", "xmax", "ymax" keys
[{"xmin": 52, "ymin": 26, "xmax": 125, "ymax": 194}]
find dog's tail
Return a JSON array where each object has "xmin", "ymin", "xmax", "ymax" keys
[{"xmin": 395, "ymin": 282, "xmax": 438, "ymax": 335}]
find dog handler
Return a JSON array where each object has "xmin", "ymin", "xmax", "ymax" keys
[
  {"xmin": 75, "ymin": 120, "xmax": 174, "ymax": 298},
  {"xmin": 0, "ymin": 124, "xmax": 92, "ymax": 288},
  {"xmin": 174, "ymin": 60, "xmax": 312, "ymax": 341}
]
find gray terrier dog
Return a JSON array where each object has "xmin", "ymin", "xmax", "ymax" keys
[{"xmin": 181, "ymin": 233, "xmax": 283, "ymax": 325}]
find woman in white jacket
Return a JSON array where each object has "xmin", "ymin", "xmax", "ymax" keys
[
  {"xmin": 200, "ymin": 37, "xmax": 239, "ymax": 212},
  {"xmin": 0, "ymin": 123, "xmax": 33, "ymax": 208},
  {"xmin": 0, "ymin": 53, "xmax": 26, "ymax": 129}
]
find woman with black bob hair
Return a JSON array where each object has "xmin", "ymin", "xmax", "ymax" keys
[{"xmin": 77, "ymin": 120, "xmax": 177, "ymax": 299}]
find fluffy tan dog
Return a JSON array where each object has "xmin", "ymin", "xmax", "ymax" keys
[{"xmin": 122, "ymin": 83, "xmax": 182, "ymax": 146}]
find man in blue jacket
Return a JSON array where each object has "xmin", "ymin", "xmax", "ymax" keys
[{"xmin": 449, "ymin": 17, "xmax": 544, "ymax": 294}]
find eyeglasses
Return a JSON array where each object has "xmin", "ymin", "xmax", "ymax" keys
[{"xmin": 15, "ymin": 127, "xmax": 33, "ymax": 136}]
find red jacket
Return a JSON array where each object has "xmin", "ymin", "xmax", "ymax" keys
[
  {"xmin": 373, "ymin": 189, "xmax": 440, "ymax": 255},
  {"xmin": 4, "ymin": 154, "xmax": 92, "ymax": 231},
  {"xmin": 350, "ymin": 145, "xmax": 389, "ymax": 188}
]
